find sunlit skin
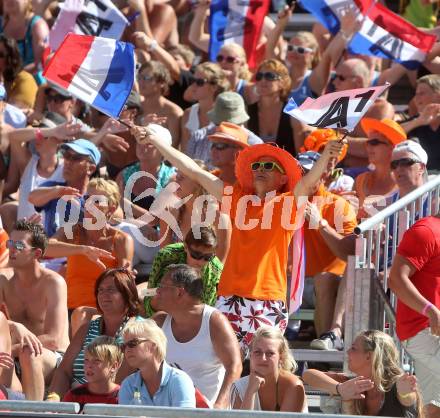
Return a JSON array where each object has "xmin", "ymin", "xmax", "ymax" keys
[
  {"xmin": 255, "ymin": 66, "xmax": 283, "ymax": 98},
  {"xmin": 83, "ymin": 351, "xmax": 119, "ymax": 393},
  {"xmin": 8, "ymin": 230, "xmax": 41, "ymax": 268},
  {"xmin": 414, "ymin": 83, "xmax": 440, "ymax": 114},
  {"xmin": 121, "ymin": 332, "xmax": 153, "ymax": 369},
  {"xmin": 365, "ymin": 131, "xmax": 394, "ymax": 166},
  {"xmin": 192, "ymin": 69, "xmax": 218, "ymax": 102},
  {"xmin": 286, "ymin": 37, "xmax": 314, "ymax": 68},
  {"xmin": 251, "ymin": 156, "xmax": 288, "ymax": 198},
  {"xmin": 250, "ymin": 337, "xmax": 281, "ymax": 378},
  {"xmin": 96, "ymin": 276, "xmax": 127, "ymax": 316},
  {"xmin": 333, "ymin": 62, "xmax": 359, "ymax": 92},
  {"xmin": 391, "ymin": 151, "xmax": 425, "ymax": 195},
  {"xmin": 347, "ymin": 336, "xmax": 372, "ymax": 377}
]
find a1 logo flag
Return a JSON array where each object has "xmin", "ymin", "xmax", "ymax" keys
[
  {"xmin": 49, "ymin": 0, "xmax": 129, "ymax": 51},
  {"xmin": 283, "ymin": 84, "xmax": 389, "ymax": 132}
]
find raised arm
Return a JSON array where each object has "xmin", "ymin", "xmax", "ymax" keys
[
  {"xmin": 132, "ymin": 32, "xmax": 181, "ymax": 81},
  {"xmin": 294, "ymin": 140, "xmax": 345, "ymax": 199},
  {"xmin": 132, "ymin": 125, "xmax": 225, "ymax": 200},
  {"xmin": 188, "ymin": 0, "xmax": 211, "ymax": 52},
  {"xmin": 265, "ymin": 6, "xmax": 292, "ymax": 60}
]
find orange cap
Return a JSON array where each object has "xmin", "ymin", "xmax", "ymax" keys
[{"xmin": 208, "ymin": 122, "xmax": 249, "ymax": 148}]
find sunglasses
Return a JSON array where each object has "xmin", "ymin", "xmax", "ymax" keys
[
  {"xmin": 120, "ymin": 338, "xmax": 149, "ymax": 351},
  {"xmin": 255, "ymin": 72, "xmax": 281, "ymax": 82},
  {"xmin": 287, "ymin": 45, "xmax": 313, "ymax": 54},
  {"xmin": 211, "ymin": 142, "xmax": 234, "ymax": 151},
  {"xmin": 216, "ymin": 54, "xmax": 240, "ymax": 64},
  {"xmin": 46, "ymin": 94, "xmax": 71, "ymax": 104},
  {"xmin": 251, "ymin": 161, "xmax": 285, "ymax": 174},
  {"xmin": 192, "ymin": 78, "xmax": 214, "ymax": 87},
  {"xmin": 188, "ymin": 248, "xmax": 215, "ymax": 261},
  {"xmin": 6, "ymin": 240, "xmax": 29, "ymax": 251},
  {"xmin": 61, "ymin": 150, "xmax": 89, "ymax": 162},
  {"xmin": 390, "ymin": 158, "xmax": 420, "ymax": 170},
  {"xmin": 366, "ymin": 138, "xmax": 389, "ymax": 146}
]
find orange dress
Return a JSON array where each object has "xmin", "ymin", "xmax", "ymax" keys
[{"xmin": 65, "ymin": 230, "xmax": 118, "ymax": 309}]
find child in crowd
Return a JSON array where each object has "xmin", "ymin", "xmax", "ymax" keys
[{"xmin": 61, "ymin": 336, "xmax": 122, "ymax": 409}]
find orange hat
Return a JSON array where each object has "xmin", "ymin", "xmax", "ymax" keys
[
  {"xmin": 301, "ymin": 129, "xmax": 348, "ymax": 162},
  {"xmin": 208, "ymin": 122, "xmax": 249, "ymax": 148},
  {"xmin": 360, "ymin": 118, "xmax": 407, "ymax": 145},
  {"xmin": 235, "ymin": 144, "xmax": 303, "ymax": 193}
]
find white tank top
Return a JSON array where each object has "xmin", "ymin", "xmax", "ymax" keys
[
  {"xmin": 185, "ymin": 103, "xmax": 200, "ymax": 133},
  {"xmin": 17, "ymin": 155, "xmax": 65, "ymax": 220},
  {"xmin": 163, "ymin": 305, "xmax": 225, "ymax": 405}
]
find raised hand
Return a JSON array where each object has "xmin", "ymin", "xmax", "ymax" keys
[{"xmin": 337, "ymin": 376, "xmax": 374, "ymax": 400}]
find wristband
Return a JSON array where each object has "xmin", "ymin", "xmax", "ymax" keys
[
  {"xmin": 35, "ymin": 128, "xmax": 45, "ymax": 143},
  {"xmin": 422, "ymin": 302, "xmax": 434, "ymax": 316},
  {"xmin": 148, "ymin": 40, "xmax": 158, "ymax": 52},
  {"xmin": 335, "ymin": 383, "xmax": 341, "ymax": 396}
]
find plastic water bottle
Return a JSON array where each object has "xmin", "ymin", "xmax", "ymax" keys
[{"xmin": 133, "ymin": 390, "xmax": 142, "ymax": 405}]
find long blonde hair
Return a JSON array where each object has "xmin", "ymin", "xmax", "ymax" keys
[
  {"xmin": 250, "ymin": 326, "xmax": 297, "ymax": 372},
  {"xmin": 221, "ymin": 42, "xmax": 252, "ymax": 81},
  {"xmin": 351, "ymin": 330, "xmax": 424, "ymax": 417}
]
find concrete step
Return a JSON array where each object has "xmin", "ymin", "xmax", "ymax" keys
[{"xmin": 292, "ymin": 348, "xmax": 344, "ymax": 363}]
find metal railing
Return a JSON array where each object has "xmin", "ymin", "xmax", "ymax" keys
[{"xmin": 344, "ymin": 175, "xmax": 440, "ymax": 370}]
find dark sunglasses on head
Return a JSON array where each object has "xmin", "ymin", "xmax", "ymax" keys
[
  {"xmin": 120, "ymin": 338, "xmax": 149, "ymax": 351},
  {"xmin": 287, "ymin": 45, "xmax": 313, "ymax": 54},
  {"xmin": 251, "ymin": 161, "xmax": 285, "ymax": 174},
  {"xmin": 46, "ymin": 93, "xmax": 71, "ymax": 104},
  {"xmin": 211, "ymin": 142, "xmax": 234, "ymax": 151},
  {"xmin": 390, "ymin": 158, "xmax": 420, "ymax": 170},
  {"xmin": 188, "ymin": 248, "xmax": 215, "ymax": 262},
  {"xmin": 366, "ymin": 138, "xmax": 389, "ymax": 146},
  {"xmin": 216, "ymin": 54, "xmax": 240, "ymax": 64},
  {"xmin": 255, "ymin": 72, "xmax": 281, "ymax": 82}
]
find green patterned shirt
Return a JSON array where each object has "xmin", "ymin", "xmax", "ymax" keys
[{"xmin": 144, "ymin": 243, "xmax": 223, "ymax": 317}]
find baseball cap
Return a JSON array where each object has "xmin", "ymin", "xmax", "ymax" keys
[
  {"xmin": 61, "ymin": 139, "xmax": 101, "ymax": 165},
  {"xmin": 297, "ymin": 151, "xmax": 321, "ymax": 171},
  {"xmin": 147, "ymin": 124, "xmax": 172, "ymax": 146},
  {"xmin": 392, "ymin": 140, "xmax": 428, "ymax": 165},
  {"xmin": 208, "ymin": 122, "xmax": 249, "ymax": 148},
  {"xmin": 361, "ymin": 118, "xmax": 406, "ymax": 146}
]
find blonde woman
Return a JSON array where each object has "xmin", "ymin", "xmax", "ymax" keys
[
  {"xmin": 118, "ymin": 319, "xmax": 196, "ymax": 407},
  {"xmin": 214, "ymin": 43, "xmax": 254, "ymax": 102},
  {"xmin": 303, "ymin": 330, "xmax": 423, "ymax": 417},
  {"xmin": 230, "ymin": 327, "xmax": 307, "ymax": 412},
  {"xmin": 180, "ymin": 62, "xmax": 230, "ymax": 152}
]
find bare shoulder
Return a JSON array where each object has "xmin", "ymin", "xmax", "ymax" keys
[
  {"xmin": 152, "ymin": 312, "xmax": 167, "ymax": 327},
  {"xmin": 281, "ymin": 371, "xmax": 304, "ymax": 388},
  {"xmin": 164, "ymin": 98, "xmax": 184, "ymax": 116},
  {"xmin": 41, "ymin": 267, "xmax": 67, "ymax": 289}
]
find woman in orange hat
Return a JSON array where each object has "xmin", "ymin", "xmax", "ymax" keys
[
  {"xmin": 354, "ymin": 118, "xmax": 407, "ymax": 220},
  {"xmin": 131, "ymin": 124, "xmax": 345, "ymax": 354}
]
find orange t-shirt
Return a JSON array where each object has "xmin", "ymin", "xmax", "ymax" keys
[
  {"xmin": 217, "ymin": 185, "xmax": 298, "ymax": 302},
  {"xmin": 304, "ymin": 186, "xmax": 357, "ymax": 277},
  {"xmin": 66, "ymin": 253, "xmax": 117, "ymax": 309}
]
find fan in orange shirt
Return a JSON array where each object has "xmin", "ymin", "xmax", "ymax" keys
[{"xmin": 131, "ymin": 124, "xmax": 346, "ymax": 353}]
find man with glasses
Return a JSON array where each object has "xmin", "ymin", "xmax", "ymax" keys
[
  {"xmin": 28, "ymin": 139, "xmax": 101, "ymax": 236},
  {"xmin": 0, "ymin": 220, "xmax": 69, "ymax": 400}
]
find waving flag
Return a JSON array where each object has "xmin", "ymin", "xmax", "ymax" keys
[
  {"xmin": 49, "ymin": 0, "xmax": 129, "ymax": 51},
  {"xmin": 209, "ymin": 0, "xmax": 270, "ymax": 69},
  {"xmin": 44, "ymin": 34, "xmax": 135, "ymax": 118},
  {"xmin": 299, "ymin": 0, "xmax": 436, "ymax": 69},
  {"xmin": 284, "ymin": 85, "xmax": 388, "ymax": 132}
]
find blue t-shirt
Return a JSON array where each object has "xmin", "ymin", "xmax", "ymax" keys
[
  {"xmin": 35, "ymin": 181, "xmax": 85, "ymax": 237},
  {"xmin": 288, "ymin": 71, "xmax": 316, "ymax": 106},
  {"xmin": 119, "ymin": 362, "xmax": 195, "ymax": 407}
]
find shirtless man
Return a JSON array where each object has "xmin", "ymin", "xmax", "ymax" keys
[{"xmin": 0, "ymin": 220, "xmax": 69, "ymax": 400}]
